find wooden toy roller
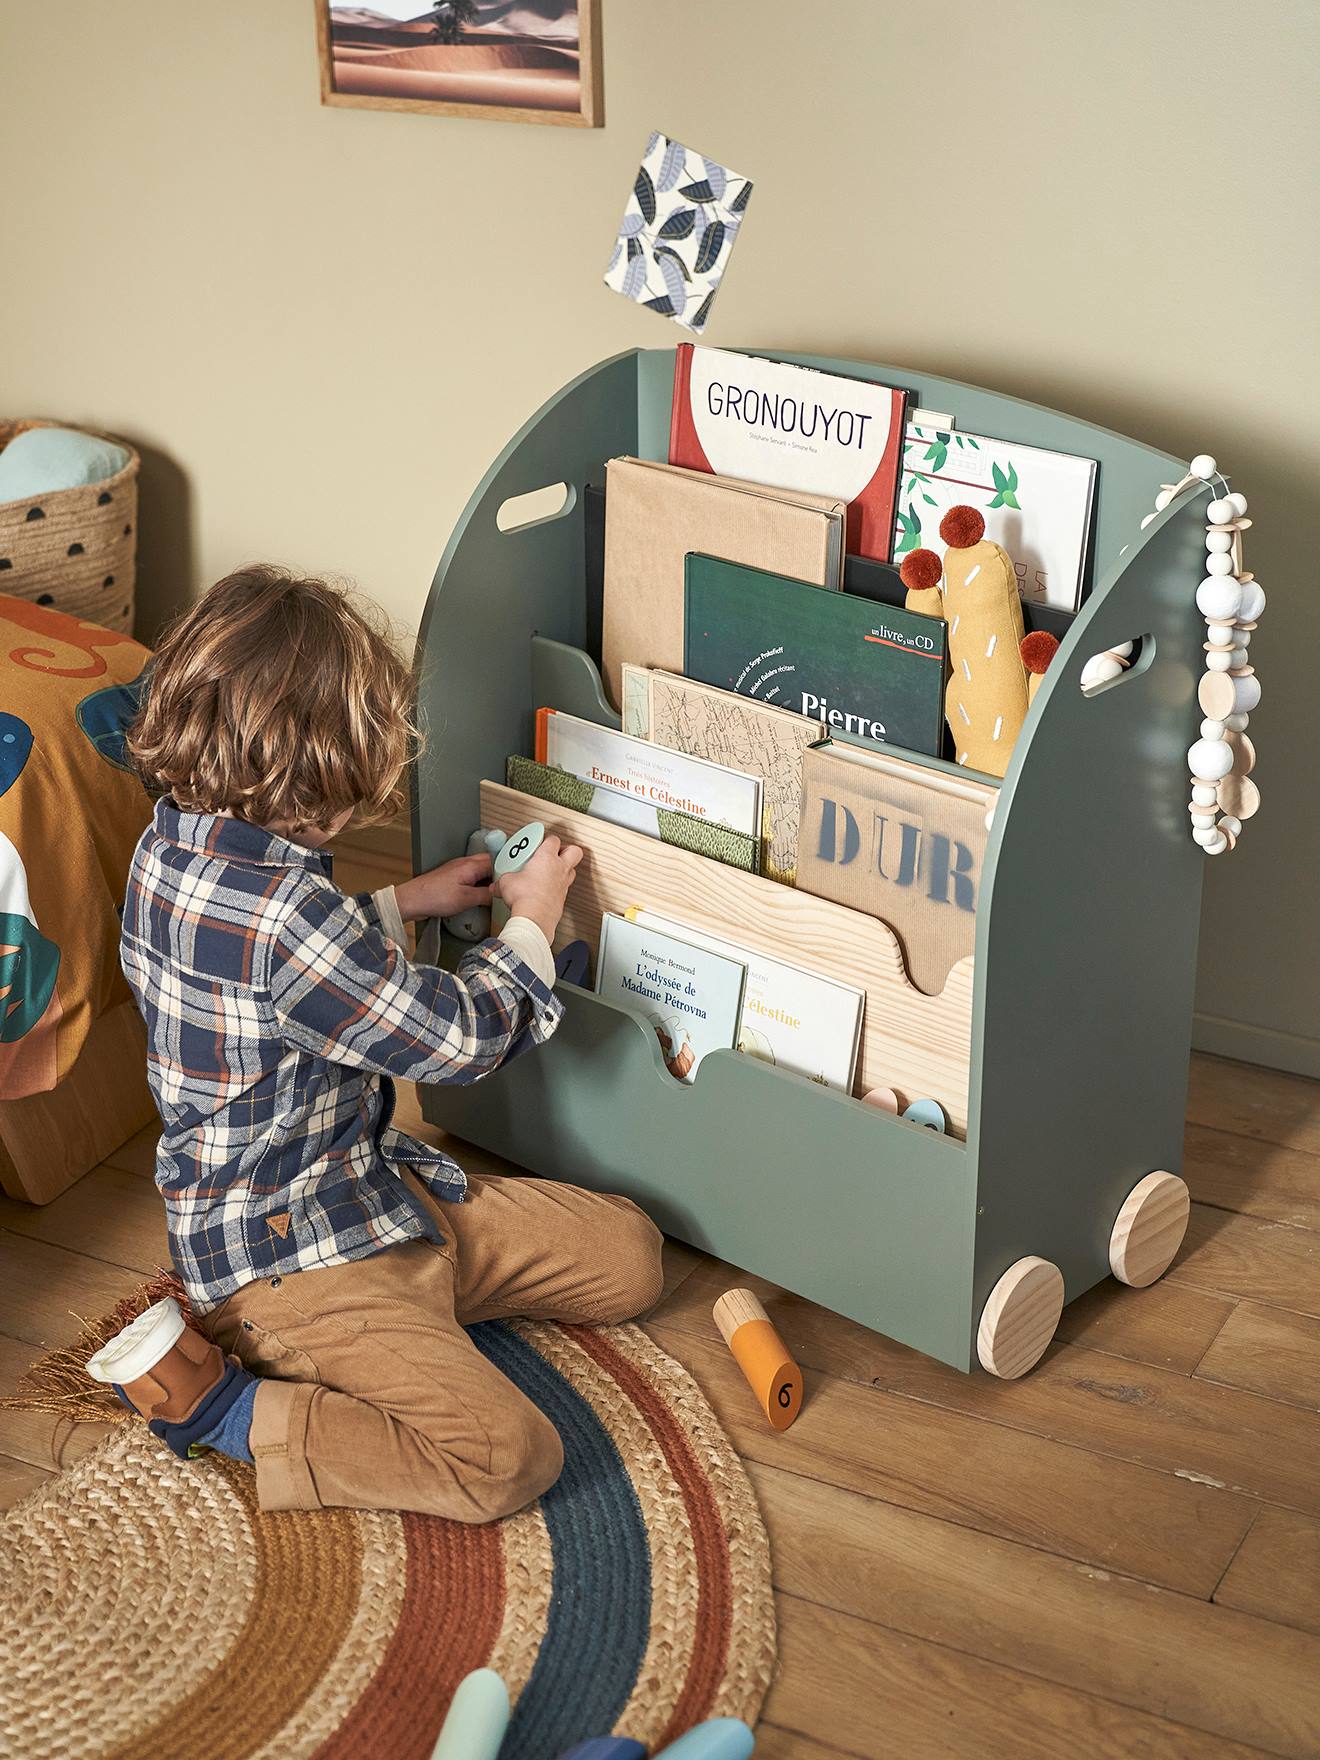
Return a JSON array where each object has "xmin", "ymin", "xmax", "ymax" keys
[{"xmin": 713, "ymin": 1289, "xmax": 803, "ymax": 1430}]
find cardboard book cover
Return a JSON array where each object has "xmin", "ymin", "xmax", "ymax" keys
[
  {"xmin": 628, "ymin": 907, "xmax": 862, "ymax": 1093},
  {"xmin": 643, "ymin": 668, "xmax": 823, "ymax": 885},
  {"xmin": 894, "ymin": 423, "xmax": 1097, "ymax": 611},
  {"xmin": 596, "ymin": 912, "xmax": 746, "ymax": 1084},
  {"xmin": 795, "ymin": 741, "xmax": 998, "ymax": 996},
  {"xmin": 684, "ymin": 552, "xmax": 948, "ymax": 758},
  {"xmin": 601, "ymin": 456, "xmax": 845, "ymax": 709},
  {"xmin": 506, "ymin": 755, "xmax": 758, "ymax": 873},
  {"xmin": 669, "ymin": 344, "xmax": 908, "ymax": 562}
]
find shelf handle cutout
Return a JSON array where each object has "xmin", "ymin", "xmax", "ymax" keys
[
  {"xmin": 495, "ymin": 481, "xmax": 576, "ymax": 534},
  {"xmin": 1079, "ymin": 635, "xmax": 1155, "ymax": 698}
]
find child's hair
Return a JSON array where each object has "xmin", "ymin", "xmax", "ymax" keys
[{"xmin": 128, "ymin": 565, "xmax": 418, "ymax": 832}]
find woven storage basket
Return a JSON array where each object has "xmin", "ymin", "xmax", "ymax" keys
[{"xmin": 0, "ymin": 419, "xmax": 139, "ymax": 634}]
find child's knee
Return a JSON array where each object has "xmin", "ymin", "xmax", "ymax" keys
[
  {"xmin": 473, "ymin": 1398, "xmax": 563, "ymax": 1521},
  {"xmin": 595, "ymin": 1199, "xmax": 666, "ymax": 1322}
]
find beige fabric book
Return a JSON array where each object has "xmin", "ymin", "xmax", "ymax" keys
[
  {"xmin": 628, "ymin": 666, "xmax": 823, "ymax": 885},
  {"xmin": 796, "ymin": 740, "xmax": 998, "ymax": 996},
  {"xmin": 601, "ymin": 456, "xmax": 845, "ymax": 710}
]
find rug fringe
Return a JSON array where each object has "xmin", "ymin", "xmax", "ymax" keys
[{"xmin": 0, "ymin": 1270, "xmax": 189, "ymax": 1425}]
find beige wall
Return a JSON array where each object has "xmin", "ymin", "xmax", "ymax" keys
[{"xmin": 2, "ymin": 0, "xmax": 1318, "ymax": 1069}]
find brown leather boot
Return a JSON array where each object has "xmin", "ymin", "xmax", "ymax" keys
[{"xmin": 86, "ymin": 1296, "xmax": 227, "ymax": 1421}]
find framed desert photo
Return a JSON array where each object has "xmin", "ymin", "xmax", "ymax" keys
[{"xmin": 314, "ymin": 0, "xmax": 602, "ymax": 127}]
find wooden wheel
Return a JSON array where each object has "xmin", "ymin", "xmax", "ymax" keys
[
  {"xmin": 976, "ymin": 1256, "xmax": 1065, "ymax": 1379},
  {"xmin": 1109, "ymin": 1171, "xmax": 1190, "ymax": 1287}
]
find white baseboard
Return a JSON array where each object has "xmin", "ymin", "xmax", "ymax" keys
[{"xmin": 1193, "ymin": 1010, "xmax": 1320, "ymax": 1081}]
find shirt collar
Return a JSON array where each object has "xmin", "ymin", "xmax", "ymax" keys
[{"xmin": 154, "ymin": 797, "xmax": 331, "ymax": 876}]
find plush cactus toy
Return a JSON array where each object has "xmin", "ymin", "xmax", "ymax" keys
[{"xmin": 900, "ymin": 505, "xmax": 1053, "ymax": 778}]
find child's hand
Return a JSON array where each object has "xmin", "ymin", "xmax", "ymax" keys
[
  {"xmin": 395, "ymin": 853, "xmax": 493, "ymax": 924},
  {"xmin": 498, "ymin": 835, "xmax": 583, "ymax": 943}
]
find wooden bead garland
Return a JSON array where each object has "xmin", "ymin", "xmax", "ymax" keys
[{"xmin": 1142, "ymin": 456, "xmax": 1264, "ymax": 856}]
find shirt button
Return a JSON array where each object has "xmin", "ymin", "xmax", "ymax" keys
[{"xmin": 270, "ymin": 1276, "xmax": 282, "ymax": 1288}]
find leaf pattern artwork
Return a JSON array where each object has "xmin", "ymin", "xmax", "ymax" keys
[
  {"xmin": 604, "ymin": 132, "xmax": 754, "ymax": 333},
  {"xmin": 989, "ymin": 460, "xmax": 1021, "ymax": 510}
]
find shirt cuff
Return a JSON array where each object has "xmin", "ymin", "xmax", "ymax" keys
[
  {"xmin": 372, "ymin": 885, "xmax": 407, "ymax": 948},
  {"xmin": 496, "ymin": 916, "xmax": 556, "ymax": 990}
]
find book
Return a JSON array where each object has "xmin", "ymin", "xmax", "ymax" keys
[
  {"xmin": 596, "ymin": 912, "xmax": 746, "ymax": 1084},
  {"xmin": 535, "ymin": 706, "xmax": 762, "ymax": 840},
  {"xmin": 506, "ymin": 755, "xmax": 759, "ymax": 873},
  {"xmin": 625, "ymin": 665, "xmax": 823, "ymax": 885},
  {"xmin": 601, "ymin": 456, "xmax": 845, "ymax": 710},
  {"xmin": 603, "ymin": 132, "xmax": 753, "ymax": 336},
  {"xmin": 894, "ymin": 424, "xmax": 1097, "ymax": 611},
  {"xmin": 627, "ymin": 907, "xmax": 863, "ymax": 1093},
  {"xmin": 669, "ymin": 345, "xmax": 908, "ymax": 562},
  {"xmin": 795, "ymin": 740, "xmax": 998, "ymax": 996},
  {"xmin": 683, "ymin": 552, "xmax": 948, "ymax": 758}
]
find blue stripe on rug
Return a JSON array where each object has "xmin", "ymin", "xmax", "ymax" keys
[{"xmin": 470, "ymin": 1322, "xmax": 652, "ymax": 1760}]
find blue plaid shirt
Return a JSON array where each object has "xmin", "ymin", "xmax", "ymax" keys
[{"xmin": 120, "ymin": 800, "xmax": 563, "ymax": 1312}]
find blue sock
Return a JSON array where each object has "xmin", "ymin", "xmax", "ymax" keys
[{"xmin": 120, "ymin": 1358, "xmax": 259, "ymax": 1464}]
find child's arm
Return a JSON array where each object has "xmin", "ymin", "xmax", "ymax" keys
[{"xmin": 268, "ymin": 837, "xmax": 581, "ymax": 1085}]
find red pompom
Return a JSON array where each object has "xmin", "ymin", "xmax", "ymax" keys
[
  {"xmin": 899, "ymin": 548, "xmax": 942, "ymax": 593},
  {"xmin": 1020, "ymin": 630, "xmax": 1060, "ymax": 675},
  {"xmin": 938, "ymin": 505, "xmax": 985, "ymax": 548}
]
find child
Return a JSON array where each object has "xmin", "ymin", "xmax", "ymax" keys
[{"xmin": 108, "ymin": 565, "xmax": 663, "ymax": 1521}]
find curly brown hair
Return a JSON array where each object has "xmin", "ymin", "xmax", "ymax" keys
[{"xmin": 127, "ymin": 565, "xmax": 418, "ymax": 834}]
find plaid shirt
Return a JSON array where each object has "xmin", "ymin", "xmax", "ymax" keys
[{"xmin": 120, "ymin": 800, "xmax": 563, "ymax": 1312}]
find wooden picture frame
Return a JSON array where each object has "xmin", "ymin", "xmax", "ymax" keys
[{"xmin": 314, "ymin": 0, "xmax": 603, "ymax": 128}]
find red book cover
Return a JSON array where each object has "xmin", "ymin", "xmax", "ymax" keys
[{"xmin": 668, "ymin": 344, "xmax": 907, "ymax": 562}]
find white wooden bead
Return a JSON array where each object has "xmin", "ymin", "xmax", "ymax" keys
[
  {"xmin": 1191, "ymin": 784, "xmax": 1218, "ymax": 806},
  {"xmin": 1190, "ymin": 454, "xmax": 1217, "ymax": 480},
  {"xmin": 1200, "ymin": 718, "xmax": 1226, "ymax": 740},
  {"xmin": 1205, "ymin": 552, "xmax": 1235, "ymax": 576},
  {"xmin": 1203, "ymin": 832, "xmax": 1229, "ymax": 855},
  {"xmin": 1191, "ymin": 811, "xmax": 1217, "ymax": 828},
  {"xmin": 1155, "ymin": 489, "xmax": 1173, "ymax": 511},
  {"xmin": 1140, "ymin": 512, "xmax": 1157, "ymax": 529},
  {"xmin": 1196, "ymin": 577, "xmax": 1244, "ymax": 620},
  {"xmin": 1218, "ymin": 815, "xmax": 1243, "ymax": 837},
  {"xmin": 1193, "ymin": 826, "xmax": 1220, "ymax": 847},
  {"xmin": 1232, "ymin": 674, "xmax": 1262, "ymax": 714},
  {"xmin": 1234, "ymin": 628, "xmax": 1252, "ymax": 648},
  {"xmin": 1112, "ymin": 641, "xmax": 1135, "ymax": 659},
  {"xmin": 1205, "ymin": 529, "xmax": 1233, "ymax": 553},
  {"xmin": 1205, "ymin": 647, "xmax": 1234, "ymax": 672},
  {"xmin": 1207, "ymin": 499, "xmax": 1235, "ymax": 525},
  {"xmin": 1225, "ymin": 491, "xmax": 1248, "ymax": 518},
  {"xmin": 1206, "ymin": 625, "xmax": 1235, "ymax": 647},
  {"xmin": 1225, "ymin": 712, "xmax": 1250, "ymax": 732},
  {"xmin": 1188, "ymin": 737, "xmax": 1233, "ymax": 782},
  {"xmin": 1228, "ymin": 647, "xmax": 1249, "ymax": 670},
  {"xmin": 1081, "ymin": 652, "xmax": 1125, "ymax": 688},
  {"xmin": 1237, "ymin": 582, "xmax": 1266, "ymax": 621}
]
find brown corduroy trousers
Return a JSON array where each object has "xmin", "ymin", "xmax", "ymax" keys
[{"xmin": 197, "ymin": 1172, "xmax": 665, "ymax": 1521}]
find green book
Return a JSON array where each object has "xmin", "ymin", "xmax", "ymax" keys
[{"xmin": 683, "ymin": 553, "xmax": 948, "ymax": 757}]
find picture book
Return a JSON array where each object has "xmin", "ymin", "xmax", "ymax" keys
[
  {"xmin": 795, "ymin": 740, "xmax": 998, "ymax": 995},
  {"xmin": 604, "ymin": 132, "xmax": 753, "ymax": 336},
  {"xmin": 596, "ymin": 912, "xmax": 746, "ymax": 1084},
  {"xmin": 894, "ymin": 424, "xmax": 1097, "ymax": 611},
  {"xmin": 628, "ymin": 907, "xmax": 863, "ymax": 1093},
  {"xmin": 601, "ymin": 456, "xmax": 844, "ymax": 708},
  {"xmin": 507, "ymin": 756, "xmax": 759, "ymax": 873},
  {"xmin": 535, "ymin": 706, "xmax": 762, "ymax": 839},
  {"xmin": 683, "ymin": 553, "xmax": 948, "ymax": 758},
  {"xmin": 669, "ymin": 345, "xmax": 908, "ymax": 562},
  {"xmin": 644, "ymin": 669, "xmax": 824, "ymax": 885}
]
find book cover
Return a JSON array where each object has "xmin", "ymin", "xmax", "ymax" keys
[
  {"xmin": 684, "ymin": 553, "xmax": 948, "ymax": 758},
  {"xmin": 601, "ymin": 456, "xmax": 844, "ymax": 710},
  {"xmin": 603, "ymin": 133, "xmax": 753, "ymax": 335},
  {"xmin": 894, "ymin": 424, "xmax": 1097, "ymax": 611},
  {"xmin": 535, "ymin": 706, "xmax": 762, "ymax": 840},
  {"xmin": 628, "ymin": 907, "xmax": 862, "ymax": 1093},
  {"xmin": 645, "ymin": 669, "xmax": 823, "ymax": 885},
  {"xmin": 795, "ymin": 741, "xmax": 997, "ymax": 996},
  {"xmin": 669, "ymin": 345, "xmax": 908, "ymax": 562},
  {"xmin": 507, "ymin": 756, "xmax": 758, "ymax": 873},
  {"xmin": 596, "ymin": 912, "xmax": 746, "ymax": 1084}
]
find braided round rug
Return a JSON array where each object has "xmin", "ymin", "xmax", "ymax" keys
[{"xmin": 0, "ymin": 1318, "xmax": 775, "ymax": 1760}]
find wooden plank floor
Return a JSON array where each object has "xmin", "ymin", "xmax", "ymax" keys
[{"xmin": 2, "ymin": 831, "xmax": 1318, "ymax": 1755}]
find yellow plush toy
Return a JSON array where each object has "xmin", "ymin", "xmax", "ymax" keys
[{"xmin": 900, "ymin": 505, "xmax": 1055, "ymax": 778}]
